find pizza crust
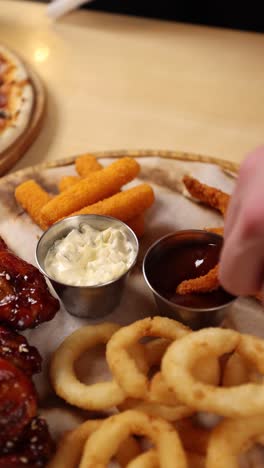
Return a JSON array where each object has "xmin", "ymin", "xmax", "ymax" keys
[{"xmin": 0, "ymin": 44, "xmax": 35, "ymax": 154}]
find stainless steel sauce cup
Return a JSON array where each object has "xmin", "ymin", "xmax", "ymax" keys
[
  {"xmin": 36, "ymin": 215, "xmax": 139, "ymax": 319},
  {"xmin": 143, "ymin": 229, "xmax": 236, "ymax": 330}
]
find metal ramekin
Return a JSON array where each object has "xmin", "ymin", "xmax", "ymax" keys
[
  {"xmin": 36, "ymin": 214, "xmax": 139, "ymax": 319},
  {"xmin": 143, "ymin": 229, "xmax": 236, "ymax": 330}
]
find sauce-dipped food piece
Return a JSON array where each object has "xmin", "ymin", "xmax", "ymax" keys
[{"xmin": 0, "ymin": 237, "xmax": 59, "ymax": 330}]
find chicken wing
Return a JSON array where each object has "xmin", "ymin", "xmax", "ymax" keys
[{"xmin": 0, "ymin": 237, "xmax": 59, "ymax": 330}]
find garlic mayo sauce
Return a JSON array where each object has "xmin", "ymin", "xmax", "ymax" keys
[{"xmin": 44, "ymin": 223, "xmax": 136, "ymax": 286}]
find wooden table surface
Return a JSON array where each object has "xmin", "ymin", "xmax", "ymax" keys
[{"xmin": 1, "ymin": 0, "xmax": 264, "ymax": 171}]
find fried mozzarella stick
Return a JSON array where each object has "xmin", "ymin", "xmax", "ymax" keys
[
  {"xmin": 59, "ymin": 157, "xmax": 103, "ymax": 192},
  {"xmin": 15, "ymin": 180, "xmax": 52, "ymax": 229},
  {"xmin": 67, "ymin": 184, "xmax": 154, "ymax": 223},
  {"xmin": 176, "ymin": 265, "xmax": 219, "ymax": 295},
  {"xmin": 75, "ymin": 154, "xmax": 103, "ymax": 177},
  {"xmin": 183, "ymin": 176, "xmax": 230, "ymax": 216},
  {"xmin": 40, "ymin": 157, "xmax": 140, "ymax": 227},
  {"xmin": 58, "ymin": 175, "xmax": 80, "ymax": 192}
]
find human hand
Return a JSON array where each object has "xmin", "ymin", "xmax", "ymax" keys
[{"xmin": 219, "ymin": 147, "xmax": 264, "ymax": 296}]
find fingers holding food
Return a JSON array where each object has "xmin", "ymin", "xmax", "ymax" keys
[
  {"xmin": 15, "ymin": 180, "xmax": 52, "ymax": 229},
  {"xmin": 183, "ymin": 176, "xmax": 230, "ymax": 216},
  {"xmin": 40, "ymin": 157, "xmax": 140, "ymax": 227},
  {"xmin": 79, "ymin": 410, "xmax": 188, "ymax": 468}
]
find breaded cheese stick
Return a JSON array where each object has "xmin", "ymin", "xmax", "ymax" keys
[
  {"xmin": 15, "ymin": 180, "xmax": 51, "ymax": 229},
  {"xmin": 59, "ymin": 157, "xmax": 104, "ymax": 192},
  {"xmin": 66, "ymin": 184, "xmax": 154, "ymax": 223},
  {"xmin": 40, "ymin": 157, "xmax": 140, "ymax": 227},
  {"xmin": 75, "ymin": 154, "xmax": 102, "ymax": 177},
  {"xmin": 58, "ymin": 175, "xmax": 80, "ymax": 192}
]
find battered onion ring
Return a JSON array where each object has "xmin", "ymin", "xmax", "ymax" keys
[
  {"xmin": 47, "ymin": 419, "xmax": 140, "ymax": 468},
  {"xmin": 50, "ymin": 323, "xmax": 146, "ymax": 410},
  {"xmin": 106, "ymin": 317, "xmax": 190, "ymax": 399},
  {"xmin": 119, "ymin": 397, "xmax": 193, "ymax": 422},
  {"xmin": 162, "ymin": 328, "xmax": 264, "ymax": 417},
  {"xmin": 126, "ymin": 449, "xmax": 159, "ymax": 468},
  {"xmin": 79, "ymin": 410, "xmax": 188, "ymax": 468},
  {"xmin": 206, "ymin": 416, "xmax": 264, "ymax": 468}
]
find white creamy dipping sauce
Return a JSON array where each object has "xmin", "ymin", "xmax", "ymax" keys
[{"xmin": 44, "ymin": 223, "xmax": 137, "ymax": 286}]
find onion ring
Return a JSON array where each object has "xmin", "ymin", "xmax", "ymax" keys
[
  {"xmin": 47, "ymin": 419, "xmax": 140, "ymax": 468},
  {"xmin": 50, "ymin": 323, "xmax": 146, "ymax": 410},
  {"xmin": 79, "ymin": 410, "xmax": 188, "ymax": 468},
  {"xmin": 119, "ymin": 397, "xmax": 193, "ymax": 422},
  {"xmin": 206, "ymin": 416, "xmax": 264, "ymax": 468},
  {"xmin": 106, "ymin": 317, "xmax": 190, "ymax": 399},
  {"xmin": 162, "ymin": 328, "xmax": 264, "ymax": 417},
  {"xmin": 126, "ymin": 450, "xmax": 159, "ymax": 468}
]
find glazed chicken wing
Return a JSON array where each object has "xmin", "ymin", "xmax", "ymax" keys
[
  {"xmin": 0, "ymin": 358, "xmax": 37, "ymax": 442},
  {"xmin": 0, "ymin": 417, "xmax": 54, "ymax": 467},
  {"xmin": 0, "ymin": 237, "xmax": 59, "ymax": 330},
  {"xmin": 0, "ymin": 325, "xmax": 42, "ymax": 377}
]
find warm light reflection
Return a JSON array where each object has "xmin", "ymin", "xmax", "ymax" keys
[{"xmin": 34, "ymin": 47, "xmax": 50, "ymax": 63}]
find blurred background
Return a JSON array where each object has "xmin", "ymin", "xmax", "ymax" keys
[{"xmin": 36, "ymin": 0, "xmax": 264, "ymax": 32}]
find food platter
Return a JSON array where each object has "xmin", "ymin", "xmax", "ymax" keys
[
  {"xmin": 0, "ymin": 51, "xmax": 45, "ymax": 175},
  {"xmin": 1, "ymin": 150, "xmax": 264, "ymax": 467}
]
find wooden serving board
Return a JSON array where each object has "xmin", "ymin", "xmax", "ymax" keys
[{"xmin": 0, "ymin": 60, "xmax": 45, "ymax": 176}]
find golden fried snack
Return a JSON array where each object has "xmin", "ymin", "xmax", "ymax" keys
[
  {"xmin": 187, "ymin": 452, "xmax": 205, "ymax": 468},
  {"xmin": 48, "ymin": 419, "xmax": 140, "ymax": 468},
  {"xmin": 15, "ymin": 180, "xmax": 51, "ymax": 229},
  {"xmin": 205, "ymin": 227, "xmax": 224, "ymax": 236},
  {"xmin": 40, "ymin": 157, "xmax": 140, "ymax": 227},
  {"xmin": 59, "ymin": 156, "xmax": 103, "ymax": 191},
  {"xmin": 79, "ymin": 410, "xmax": 188, "ymax": 468},
  {"xmin": 183, "ymin": 176, "xmax": 230, "ymax": 216},
  {"xmin": 106, "ymin": 317, "xmax": 190, "ymax": 399},
  {"xmin": 58, "ymin": 175, "xmax": 80, "ymax": 192},
  {"xmin": 162, "ymin": 328, "xmax": 264, "ymax": 417},
  {"xmin": 50, "ymin": 323, "xmax": 129, "ymax": 410},
  {"xmin": 176, "ymin": 265, "xmax": 219, "ymax": 295},
  {"xmin": 206, "ymin": 416, "xmax": 264, "ymax": 468},
  {"xmin": 75, "ymin": 154, "xmax": 102, "ymax": 177},
  {"xmin": 67, "ymin": 184, "xmax": 154, "ymax": 224},
  {"xmin": 127, "ymin": 214, "xmax": 145, "ymax": 238}
]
